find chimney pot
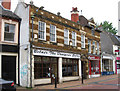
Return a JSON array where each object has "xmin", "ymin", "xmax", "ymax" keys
[
  {"xmin": 57, "ymin": 12, "xmax": 61, "ymax": 16},
  {"xmin": 2, "ymin": 0, "xmax": 11, "ymax": 10},
  {"xmin": 71, "ymin": 7, "xmax": 79, "ymax": 23}
]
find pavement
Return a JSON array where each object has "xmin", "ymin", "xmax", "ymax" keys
[{"xmin": 16, "ymin": 74, "xmax": 119, "ymax": 90}]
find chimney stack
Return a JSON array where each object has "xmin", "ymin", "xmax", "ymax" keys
[
  {"xmin": 71, "ymin": 7, "xmax": 79, "ymax": 23},
  {"xmin": 2, "ymin": 0, "xmax": 11, "ymax": 10}
]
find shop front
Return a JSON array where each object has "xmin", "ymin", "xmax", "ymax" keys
[
  {"xmin": 33, "ymin": 49, "xmax": 81, "ymax": 85},
  {"xmin": 101, "ymin": 55, "xmax": 115, "ymax": 75},
  {"xmin": 88, "ymin": 56, "xmax": 100, "ymax": 78}
]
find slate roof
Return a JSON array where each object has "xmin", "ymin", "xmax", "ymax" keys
[
  {"xmin": 108, "ymin": 32, "xmax": 120, "ymax": 46},
  {"xmin": 0, "ymin": 5, "xmax": 21, "ymax": 21},
  {"xmin": 100, "ymin": 31, "xmax": 120, "ymax": 54}
]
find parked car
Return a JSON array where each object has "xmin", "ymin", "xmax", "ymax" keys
[{"xmin": 0, "ymin": 78, "xmax": 16, "ymax": 91}]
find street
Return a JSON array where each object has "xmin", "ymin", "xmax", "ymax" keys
[{"xmin": 17, "ymin": 74, "xmax": 119, "ymax": 90}]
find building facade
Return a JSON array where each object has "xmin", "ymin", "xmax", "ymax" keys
[
  {"xmin": 100, "ymin": 31, "xmax": 120, "ymax": 75},
  {"xmin": 0, "ymin": 0, "xmax": 21, "ymax": 84},
  {"xmin": 15, "ymin": 2, "xmax": 101, "ymax": 87}
]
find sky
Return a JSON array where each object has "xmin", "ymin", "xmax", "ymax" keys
[{"xmin": 11, "ymin": 0, "xmax": 119, "ymax": 30}]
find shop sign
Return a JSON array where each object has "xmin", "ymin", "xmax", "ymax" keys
[
  {"xmin": 88, "ymin": 56, "xmax": 100, "ymax": 60},
  {"xmin": 116, "ymin": 57, "xmax": 120, "ymax": 60},
  {"xmin": 115, "ymin": 50, "xmax": 119, "ymax": 52},
  {"xmin": 33, "ymin": 49, "xmax": 80, "ymax": 59}
]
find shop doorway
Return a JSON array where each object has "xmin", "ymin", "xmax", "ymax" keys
[
  {"xmin": 2, "ymin": 55, "xmax": 16, "ymax": 83},
  {"xmin": 82, "ymin": 61, "xmax": 87, "ymax": 79},
  {"xmin": 50, "ymin": 58, "xmax": 58, "ymax": 84}
]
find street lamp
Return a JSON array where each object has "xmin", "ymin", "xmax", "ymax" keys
[{"xmin": 30, "ymin": 14, "xmax": 34, "ymax": 88}]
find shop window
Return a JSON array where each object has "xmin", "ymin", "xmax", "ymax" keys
[
  {"xmin": 62, "ymin": 59, "xmax": 78, "ymax": 77},
  {"xmin": 102, "ymin": 60, "xmax": 113, "ymax": 71},
  {"xmin": 117, "ymin": 64, "xmax": 120, "ymax": 69},
  {"xmin": 90, "ymin": 60, "xmax": 100, "ymax": 74},
  {"xmin": 34, "ymin": 57, "xmax": 50, "ymax": 79},
  {"xmin": 72, "ymin": 31, "xmax": 76, "ymax": 46},
  {"xmin": 64, "ymin": 29, "xmax": 69, "ymax": 45},
  {"xmin": 50, "ymin": 24, "xmax": 56, "ymax": 42},
  {"xmin": 38, "ymin": 21, "xmax": 46, "ymax": 40},
  {"xmin": 4, "ymin": 23, "xmax": 15, "ymax": 41}
]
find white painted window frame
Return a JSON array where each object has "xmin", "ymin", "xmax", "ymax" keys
[
  {"xmin": 81, "ymin": 34, "xmax": 85, "ymax": 48},
  {"xmin": 88, "ymin": 39, "xmax": 91, "ymax": 53},
  {"xmin": 1, "ymin": 19, "xmax": 18, "ymax": 44},
  {"xmin": 50, "ymin": 24, "xmax": 56, "ymax": 42},
  {"xmin": 38, "ymin": 21, "xmax": 46, "ymax": 41},
  {"xmin": 93, "ymin": 41, "xmax": 96, "ymax": 54},
  {"xmin": 64, "ymin": 29, "xmax": 69, "ymax": 45},
  {"xmin": 72, "ymin": 31, "xmax": 76, "ymax": 46},
  {"xmin": 97, "ymin": 42, "xmax": 99, "ymax": 55}
]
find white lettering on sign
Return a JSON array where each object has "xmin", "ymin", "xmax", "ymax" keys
[
  {"xmin": 88, "ymin": 56, "xmax": 100, "ymax": 60},
  {"xmin": 33, "ymin": 49, "xmax": 80, "ymax": 59}
]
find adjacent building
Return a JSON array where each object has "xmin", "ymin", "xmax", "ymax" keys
[
  {"xmin": 15, "ymin": 1, "xmax": 101, "ymax": 87},
  {"xmin": 0, "ymin": 0, "xmax": 21, "ymax": 85},
  {"xmin": 100, "ymin": 31, "xmax": 120, "ymax": 75}
]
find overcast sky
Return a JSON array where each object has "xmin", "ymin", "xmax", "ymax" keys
[{"xmin": 11, "ymin": 0, "xmax": 119, "ymax": 30}]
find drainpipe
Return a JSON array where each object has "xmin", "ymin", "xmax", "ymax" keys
[
  {"xmin": 30, "ymin": 15, "xmax": 34, "ymax": 88},
  {"xmin": 18, "ymin": 18, "xmax": 21, "ymax": 86}
]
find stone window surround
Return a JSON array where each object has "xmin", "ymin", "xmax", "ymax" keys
[{"xmin": 1, "ymin": 19, "xmax": 18, "ymax": 44}]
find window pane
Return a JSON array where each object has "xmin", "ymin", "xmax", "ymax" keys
[
  {"xmin": 4, "ymin": 23, "xmax": 15, "ymax": 41},
  {"xmin": 38, "ymin": 21, "xmax": 45, "ymax": 40},
  {"xmin": 50, "ymin": 25, "xmax": 56, "ymax": 42}
]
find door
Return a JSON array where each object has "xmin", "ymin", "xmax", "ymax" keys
[
  {"xmin": 2, "ymin": 56, "xmax": 16, "ymax": 83},
  {"xmin": 50, "ymin": 58, "xmax": 58, "ymax": 84},
  {"xmin": 82, "ymin": 61, "xmax": 87, "ymax": 79}
]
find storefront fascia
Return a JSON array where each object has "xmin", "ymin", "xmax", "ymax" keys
[
  {"xmin": 32, "ymin": 49, "xmax": 81, "ymax": 85},
  {"xmin": 88, "ymin": 56, "xmax": 101, "ymax": 78}
]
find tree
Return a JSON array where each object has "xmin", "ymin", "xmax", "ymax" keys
[{"xmin": 100, "ymin": 21, "xmax": 117, "ymax": 34}]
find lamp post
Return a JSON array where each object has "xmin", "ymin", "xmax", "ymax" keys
[{"xmin": 30, "ymin": 15, "xmax": 34, "ymax": 88}]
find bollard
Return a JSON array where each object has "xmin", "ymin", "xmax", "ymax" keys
[
  {"xmin": 55, "ymin": 77, "xmax": 57, "ymax": 88},
  {"xmin": 82, "ymin": 74, "xmax": 84, "ymax": 84}
]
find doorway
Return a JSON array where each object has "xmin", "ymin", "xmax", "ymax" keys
[
  {"xmin": 2, "ymin": 55, "xmax": 16, "ymax": 83},
  {"xmin": 50, "ymin": 58, "xmax": 58, "ymax": 84}
]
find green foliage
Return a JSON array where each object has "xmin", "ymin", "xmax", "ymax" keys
[{"xmin": 100, "ymin": 21, "xmax": 117, "ymax": 34}]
